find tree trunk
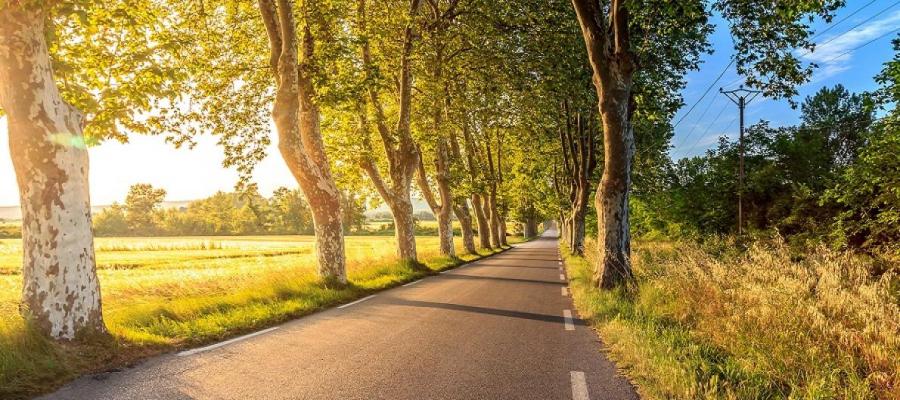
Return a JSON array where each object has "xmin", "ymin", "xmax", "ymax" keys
[
  {"xmin": 259, "ymin": 0, "xmax": 346, "ymax": 284},
  {"xmin": 487, "ymin": 191, "xmax": 502, "ymax": 248},
  {"xmin": 500, "ymin": 216, "xmax": 509, "ymax": 246},
  {"xmin": 471, "ymin": 193, "xmax": 492, "ymax": 249},
  {"xmin": 453, "ymin": 201, "xmax": 477, "ymax": 254},
  {"xmin": 415, "ymin": 142, "xmax": 455, "ymax": 257},
  {"xmin": 356, "ymin": 0, "xmax": 422, "ymax": 264},
  {"xmin": 572, "ymin": 0, "xmax": 636, "ymax": 289},
  {"xmin": 523, "ymin": 218, "xmax": 536, "ymax": 238},
  {"xmin": 388, "ymin": 196, "xmax": 418, "ymax": 262},
  {"xmin": 307, "ymin": 197, "xmax": 346, "ymax": 284},
  {"xmin": 592, "ymin": 98, "xmax": 634, "ymax": 288},
  {"xmin": 570, "ymin": 206, "xmax": 586, "ymax": 254},
  {"xmin": 434, "ymin": 140, "xmax": 455, "ymax": 257},
  {"xmin": 0, "ymin": 8, "xmax": 105, "ymax": 339}
]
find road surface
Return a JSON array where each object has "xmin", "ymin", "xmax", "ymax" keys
[{"xmin": 42, "ymin": 230, "xmax": 637, "ymax": 400}]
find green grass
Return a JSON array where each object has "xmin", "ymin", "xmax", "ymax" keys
[
  {"xmin": 562, "ymin": 239, "xmax": 899, "ymax": 400},
  {"xmin": 0, "ymin": 234, "xmax": 523, "ymax": 399}
]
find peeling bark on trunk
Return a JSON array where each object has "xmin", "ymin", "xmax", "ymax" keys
[
  {"xmin": 471, "ymin": 193, "xmax": 492, "ymax": 249},
  {"xmin": 259, "ymin": 0, "xmax": 346, "ymax": 284},
  {"xmin": 388, "ymin": 196, "xmax": 418, "ymax": 261},
  {"xmin": 356, "ymin": 0, "xmax": 423, "ymax": 264},
  {"xmin": 0, "ymin": 7, "xmax": 105, "ymax": 339},
  {"xmin": 487, "ymin": 191, "xmax": 502, "ymax": 248},
  {"xmin": 416, "ymin": 141, "xmax": 455, "ymax": 257},
  {"xmin": 558, "ymin": 104, "xmax": 597, "ymax": 256},
  {"xmin": 452, "ymin": 201, "xmax": 477, "ymax": 254},
  {"xmin": 572, "ymin": 0, "xmax": 636, "ymax": 289}
]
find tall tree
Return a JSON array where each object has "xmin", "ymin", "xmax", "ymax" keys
[
  {"xmin": 570, "ymin": 0, "xmax": 841, "ymax": 289},
  {"xmin": 414, "ymin": 0, "xmax": 463, "ymax": 257},
  {"xmin": 356, "ymin": 0, "xmax": 424, "ymax": 263},
  {"xmin": 0, "ymin": 2, "xmax": 104, "ymax": 338},
  {"xmin": 558, "ymin": 104, "xmax": 598, "ymax": 255},
  {"xmin": 258, "ymin": 0, "xmax": 346, "ymax": 284}
]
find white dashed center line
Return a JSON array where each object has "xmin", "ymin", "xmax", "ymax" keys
[
  {"xmin": 570, "ymin": 371, "xmax": 590, "ymax": 400},
  {"xmin": 563, "ymin": 309, "xmax": 575, "ymax": 331}
]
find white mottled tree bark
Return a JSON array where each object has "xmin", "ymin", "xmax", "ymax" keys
[
  {"xmin": 572, "ymin": 0, "xmax": 636, "ymax": 289},
  {"xmin": 416, "ymin": 140, "xmax": 455, "ymax": 257},
  {"xmin": 259, "ymin": 0, "xmax": 346, "ymax": 284},
  {"xmin": 356, "ymin": 0, "xmax": 423, "ymax": 264},
  {"xmin": 471, "ymin": 193, "xmax": 492, "ymax": 249},
  {"xmin": 0, "ymin": 6, "xmax": 105, "ymax": 338}
]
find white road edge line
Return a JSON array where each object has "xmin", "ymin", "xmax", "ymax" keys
[
  {"xmin": 177, "ymin": 327, "xmax": 279, "ymax": 357},
  {"xmin": 402, "ymin": 279, "xmax": 424, "ymax": 287},
  {"xmin": 337, "ymin": 295, "xmax": 376, "ymax": 309},
  {"xmin": 570, "ymin": 371, "xmax": 590, "ymax": 400},
  {"xmin": 561, "ymin": 287, "xmax": 568, "ymax": 296},
  {"xmin": 563, "ymin": 309, "xmax": 575, "ymax": 331},
  {"xmin": 559, "ymin": 273, "xmax": 566, "ymax": 281}
]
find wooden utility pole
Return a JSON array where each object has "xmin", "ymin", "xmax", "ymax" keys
[{"xmin": 720, "ymin": 86, "xmax": 761, "ymax": 236}]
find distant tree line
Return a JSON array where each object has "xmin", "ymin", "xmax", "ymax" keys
[{"xmin": 93, "ymin": 184, "xmax": 367, "ymax": 237}]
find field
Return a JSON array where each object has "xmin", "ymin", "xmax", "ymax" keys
[
  {"xmin": 0, "ymin": 234, "xmax": 519, "ymax": 398},
  {"xmin": 563, "ymin": 239, "xmax": 899, "ymax": 399}
]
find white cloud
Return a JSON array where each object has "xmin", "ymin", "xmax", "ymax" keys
[{"xmin": 801, "ymin": 10, "xmax": 900, "ymax": 81}]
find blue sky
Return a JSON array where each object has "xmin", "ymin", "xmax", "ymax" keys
[
  {"xmin": 0, "ymin": 1, "xmax": 898, "ymax": 207},
  {"xmin": 670, "ymin": 0, "xmax": 900, "ymax": 159}
]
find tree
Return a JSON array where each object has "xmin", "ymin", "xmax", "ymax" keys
[
  {"xmin": 93, "ymin": 204, "xmax": 129, "ymax": 237},
  {"xmin": 355, "ymin": 0, "xmax": 424, "ymax": 264},
  {"xmin": 0, "ymin": 2, "xmax": 104, "ymax": 338},
  {"xmin": 825, "ymin": 37, "xmax": 900, "ymax": 251},
  {"xmin": 570, "ymin": 0, "xmax": 842, "ymax": 289},
  {"xmin": 257, "ymin": 0, "xmax": 347, "ymax": 284},
  {"xmin": 270, "ymin": 187, "xmax": 313, "ymax": 234},
  {"xmin": 124, "ymin": 184, "xmax": 166, "ymax": 234},
  {"xmin": 557, "ymin": 103, "xmax": 598, "ymax": 254}
]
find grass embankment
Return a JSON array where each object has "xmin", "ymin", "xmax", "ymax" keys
[
  {"xmin": 0, "ymin": 235, "xmax": 521, "ymax": 399},
  {"xmin": 563, "ymin": 238, "xmax": 899, "ymax": 399}
]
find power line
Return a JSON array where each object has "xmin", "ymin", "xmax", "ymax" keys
[
  {"xmin": 674, "ymin": 58, "xmax": 734, "ymax": 128},
  {"xmin": 722, "ymin": 0, "xmax": 900, "ymax": 88},
  {"xmin": 680, "ymin": 113, "xmax": 887, "ymax": 159},
  {"xmin": 817, "ymin": 25, "xmax": 900, "ymax": 64},
  {"xmin": 678, "ymin": 115, "xmax": 739, "ymax": 158},
  {"xmin": 802, "ymin": 0, "xmax": 900, "ymax": 54},
  {"xmin": 674, "ymin": 95, "xmax": 722, "ymax": 149},
  {"xmin": 679, "ymin": 102, "xmax": 731, "ymax": 156},
  {"xmin": 807, "ymin": 0, "xmax": 879, "ymax": 41}
]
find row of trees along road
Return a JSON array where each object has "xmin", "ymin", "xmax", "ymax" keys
[{"xmin": 0, "ymin": 0, "xmax": 843, "ymax": 339}]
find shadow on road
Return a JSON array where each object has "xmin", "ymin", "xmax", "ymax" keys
[{"xmin": 382, "ymin": 298, "xmax": 586, "ymax": 327}]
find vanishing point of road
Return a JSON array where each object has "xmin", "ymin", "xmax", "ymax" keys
[{"xmin": 42, "ymin": 230, "xmax": 637, "ymax": 400}]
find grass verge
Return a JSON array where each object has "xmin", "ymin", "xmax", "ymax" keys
[
  {"xmin": 562, "ymin": 238, "xmax": 899, "ymax": 400},
  {"xmin": 1, "ymin": 236, "xmax": 525, "ymax": 399}
]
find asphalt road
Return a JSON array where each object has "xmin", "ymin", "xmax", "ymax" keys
[{"xmin": 42, "ymin": 230, "xmax": 637, "ymax": 400}]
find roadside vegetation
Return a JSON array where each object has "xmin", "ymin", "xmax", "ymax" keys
[
  {"xmin": 0, "ymin": 235, "xmax": 523, "ymax": 399},
  {"xmin": 563, "ymin": 238, "xmax": 899, "ymax": 399}
]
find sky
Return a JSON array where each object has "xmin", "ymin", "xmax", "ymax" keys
[
  {"xmin": 670, "ymin": 0, "xmax": 900, "ymax": 159},
  {"xmin": 1, "ymin": 0, "xmax": 899, "ymax": 207}
]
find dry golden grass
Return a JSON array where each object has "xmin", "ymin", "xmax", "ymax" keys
[{"xmin": 565, "ymin": 237, "xmax": 899, "ymax": 399}]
